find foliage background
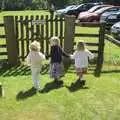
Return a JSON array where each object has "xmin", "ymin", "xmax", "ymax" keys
[{"xmin": 0, "ymin": 0, "xmax": 120, "ymax": 11}]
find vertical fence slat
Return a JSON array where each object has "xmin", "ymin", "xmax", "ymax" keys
[
  {"xmin": 50, "ymin": 14, "xmax": 53, "ymax": 37},
  {"xmin": 55, "ymin": 15, "xmax": 58, "ymax": 36},
  {"xmin": 35, "ymin": 15, "xmax": 40, "ymax": 40},
  {"xmin": 20, "ymin": 16, "xmax": 24, "ymax": 61},
  {"xmin": 30, "ymin": 16, "xmax": 34, "ymax": 41},
  {"xmin": 45, "ymin": 15, "xmax": 49, "ymax": 55},
  {"xmin": 15, "ymin": 16, "xmax": 19, "ymax": 58},
  {"xmin": 25, "ymin": 16, "xmax": 29, "ymax": 55},
  {"xmin": 40, "ymin": 15, "xmax": 44, "ymax": 53},
  {"xmin": 60, "ymin": 17, "xmax": 64, "ymax": 47}
]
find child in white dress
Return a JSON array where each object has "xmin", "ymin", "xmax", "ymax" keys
[
  {"xmin": 70, "ymin": 41, "xmax": 94, "ymax": 85},
  {"xmin": 26, "ymin": 40, "xmax": 45, "ymax": 91}
]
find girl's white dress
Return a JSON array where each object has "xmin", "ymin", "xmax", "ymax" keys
[{"xmin": 71, "ymin": 49, "xmax": 94, "ymax": 68}]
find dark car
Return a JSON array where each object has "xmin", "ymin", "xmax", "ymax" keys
[
  {"xmin": 76, "ymin": 5, "xmax": 111, "ymax": 23},
  {"xmin": 106, "ymin": 11, "xmax": 120, "ymax": 23},
  {"xmin": 111, "ymin": 22, "xmax": 120, "ymax": 40},
  {"xmin": 66, "ymin": 3, "xmax": 102, "ymax": 17},
  {"xmin": 100, "ymin": 10, "xmax": 120, "ymax": 30},
  {"xmin": 55, "ymin": 5, "xmax": 76, "ymax": 17},
  {"xmin": 76, "ymin": 6, "xmax": 120, "ymax": 22},
  {"xmin": 100, "ymin": 9, "xmax": 120, "ymax": 23}
]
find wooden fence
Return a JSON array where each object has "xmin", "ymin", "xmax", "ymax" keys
[
  {"xmin": 0, "ymin": 22, "xmax": 7, "ymax": 64},
  {"xmin": 14, "ymin": 15, "xmax": 65, "ymax": 61},
  {"xmin": 3, "ymin": 15, "xmax": 106, "ymax": 76}
]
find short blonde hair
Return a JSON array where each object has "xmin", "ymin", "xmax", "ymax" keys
[
  {"xmin": 29, "ymin": 40, "xmax": 40, "ymax": 52},
  {"xmin": 49, "ymin": 36, "xmax": 60, "ymax": 46},
  {"xmin": 77, "ymin": 40, "xmax": 86, "ymax": 51}
]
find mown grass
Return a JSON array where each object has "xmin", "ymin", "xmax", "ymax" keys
[
  {"xmin": 0, "ymin": 11, "xmax": 120, "ymax": 120},
  {"xmin": 0, "ymin": 64, "xmax": 120, "ymax": 120}
]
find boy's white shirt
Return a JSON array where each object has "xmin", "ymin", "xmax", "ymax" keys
[
  {"xmin": 26, "ymin": 51, "xmax": 45, "ymax": 68},
  {"xmin": 70, "ymin": 49, "xmax": 94, "ymax": 68}
]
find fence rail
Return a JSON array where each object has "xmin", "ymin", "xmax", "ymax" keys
[{"xmin": 105, "ymin": 35, "xmax": 120, "ymax": 47}]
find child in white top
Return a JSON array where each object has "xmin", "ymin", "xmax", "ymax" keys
[
  {"xmin": 70, "ymin": 41, "xmax": 94, "ymax": 84},
  {"xmin": 26, "ymin": 40, "xmax": 45, "ymax": 91}
]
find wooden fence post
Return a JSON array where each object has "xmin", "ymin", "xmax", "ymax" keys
[
  {"xmin": 4, "ymin": 16, "xmax": 18, "ymax": 66},
  {"xmin": 95, "ymin": 23, "xmax": 105, "ymax": 77},
  {"xmin": 64, "ymin": 15, "xmax": 76, "ymax": 69}
]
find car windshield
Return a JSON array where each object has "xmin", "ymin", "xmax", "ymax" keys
[
  {"xmin": 88, "ymin": 6, "xmax": 101, "ymax": 12},
  {"xmin": 74, "ymin": 4, "xmax": 83, "ymax": 9},
  {"xmin": 113, "ymin": 10, "xmax": 120, "ymax": 14},
  {"xmin": 94, "ymin": 7, "xmax": 110, "ymax": 14},
  {"xmin": 65, "ymin": 5, "xmax": 75, "ymax": 9}
]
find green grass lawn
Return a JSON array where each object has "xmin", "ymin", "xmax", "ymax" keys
[
  {"xmin": 0, "ymin": 64, "xmax": 120, "ymax": 120},
  {"xmin": 0, "ymin": 11, "xmax": 120, "ymax": 120}
]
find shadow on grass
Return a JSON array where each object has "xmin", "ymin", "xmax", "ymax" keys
[
  {"xmin": 16, "ymin": 87, "xmax": 37, "ymax": 100},
  {"xmin": 41, "ymin": 80, "xmax": 63, "ymax": 93},
  {"xmin": 0, "ymin": 64, "xmax": 49, "ymax": 77},
  {"xmin": 1, "ymin": 63, "xmax": 119, "ymax": 77},
  {"xmin": 101, "ymin": 69, "xmax": 120, "ymax": 74},
  {"xmin": 65, "ymin": 80, "xmax": 89, "ymax": 92}
]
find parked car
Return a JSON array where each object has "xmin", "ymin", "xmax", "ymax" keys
[
  {"xmin": 100, "ymin": 9, "xmax": 120, "ymax": 23},
  {"xmin": 66, "ymin": 3, "xmax": 102, "ymax": 17},
  {"xmin": 111, "ymin": 22, "xmax": 120, "ymax": 40},
  {"xmin": 100, "ymin": 11, "xmax": 120, "ymax": 30},
  {"xmin": 76, "ymin": 6, "xmax": 120, "ymax": 22},
  {"xmin": 55, "ymin": 5, "xmax": 76, "ymax": 17},
  {"xmin": 76, "ymin": 5, "xmax": 112, "ymax": 23}
]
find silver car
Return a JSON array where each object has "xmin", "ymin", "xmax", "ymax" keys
[{"xmin": 111, "ymin": 22, "xmax": 120, "ymax": 40}]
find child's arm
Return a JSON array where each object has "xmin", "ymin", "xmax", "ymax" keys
[
  {"xmin": 40, "ymin": 52, "xmax": 46, "ymax": 61},
  {"xmin": 86, "ymin": 49, "xmax": 94, "ymax": 60},
  {"xmin": 61, "ymin": 48, "xmax": 70, "ymax": 58},
  {"xmin": 45, "ymin": 47, "xmax": 53, "ymax": 59},
  {"xmin": 26, "ymin": 53, "xmax": 31, "ymax": 65},
  {"xmin": 70, "ymin": 51, "xmax": 76, "ymax": 59},
  {"xmin": 45, "ymin": 53, "xmax": 51, "ymax": 59}
]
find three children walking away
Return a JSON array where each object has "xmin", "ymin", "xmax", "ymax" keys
[
  {"xmin": 70, "ymin": 41, "xmax": 94, "ymax": 85},
  {"xmin": 26, "ymin": 40, "xmax": 45, "ymax": 91},
  {"xmin": 26, "ymin": 38, "xmax": 94, "ymax": 92}
]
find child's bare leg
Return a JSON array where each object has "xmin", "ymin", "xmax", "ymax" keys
[
  {"xmin": 78, "ymin": 72, "xmax": 83, "ymax": 81},
  {"xmin": 78, "ymin": 73, "xmax": 86, "ymax": 86},
  {"xmin": 54, "ymin": 76, "xmax": 59, "ymax": 82}
]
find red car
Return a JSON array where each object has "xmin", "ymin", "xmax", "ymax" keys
[
  {"xmin": 76, "ymin": 5, "xmax": 112, "ymax": 22},
  {"xmin": 76, "ymin": 6, "xmax": 120, "ymax": 22}
]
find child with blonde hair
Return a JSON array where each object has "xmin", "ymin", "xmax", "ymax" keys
[
  {"xmin": 70, "ymin": 41, "xmax": 94, "ymax": 85},
  {"xmin": 26, "ymin": 40, "xmax": 45, "ymax": 91},
  {"xmin": 47, "ymin": 36, "xmax": 69, "ymax": 83}
]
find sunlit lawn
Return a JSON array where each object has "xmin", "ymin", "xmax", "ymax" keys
[{"xmin": 0, "ymin": 64, "xmax": 120, "ymax": 120}]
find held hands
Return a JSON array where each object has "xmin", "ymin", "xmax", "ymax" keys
[{"xmin": 45, "ymin": 53, "xmax": 49, "ymax": 60}]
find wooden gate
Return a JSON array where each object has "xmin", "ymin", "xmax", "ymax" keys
[
  {"xmin": 0, "ymin": 22, "xmax": 7, "ymax": 64},
  {"xmin": 14, "ymin": 15, "xmax": 64, "ymax": 61},
  {"xmin": 3, "ymin": 15, "xmax": 105, "ymax": 76}
]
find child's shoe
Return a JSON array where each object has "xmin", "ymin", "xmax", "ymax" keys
[{"xmin": 80, "ymin": 80, "xmax": 86, "ymax": 86}]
